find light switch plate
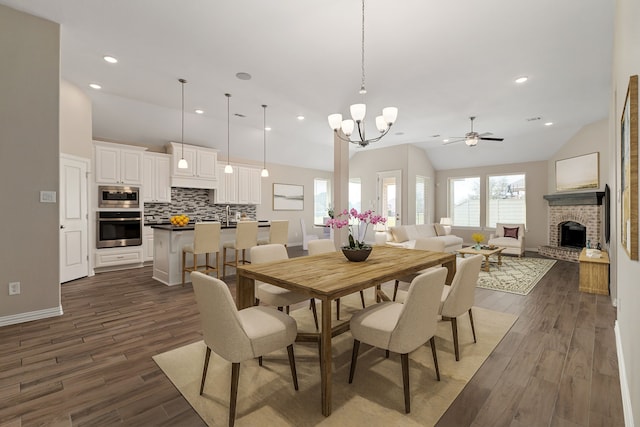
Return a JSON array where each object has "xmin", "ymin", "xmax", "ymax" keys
[{"xmin": 40, "ymin": 190, "xmax": 57, "ymax": 203}]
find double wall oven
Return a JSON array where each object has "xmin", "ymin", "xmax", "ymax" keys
[{"xmin": 96, "ymin": 186, "xmax": 142, "ymax": 249}]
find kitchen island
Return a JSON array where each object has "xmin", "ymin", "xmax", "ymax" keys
[{"xmin": 151, "ymin": 221, "xmax": 270, "ymax": 286}]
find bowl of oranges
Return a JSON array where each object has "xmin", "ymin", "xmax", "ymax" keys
[{"xmin": 170, "ymin": 214, "xmax": 190, "ymax": 227}]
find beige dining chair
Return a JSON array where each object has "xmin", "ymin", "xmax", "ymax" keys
[
  {"xmin": 190, "ymin": 271, "xmax": 298, "ymax": 427},
  {"xmin": 348, "ymin": 267, "xmax": 447, "ymax": 413},
  {"xmin": 257, "ymin": 220, "xmax": 289, "ymax": 246},
  {"xmin": 182, "ymin": 222, "xmax": 221, "ymax": 286},
  {"xmin": 300, "ymin": 218, "xmax": 318, "ymax": 250},
  {"xmin": 251, "ymin": 244, "xmax": 319, "ymax": 330},
  {"xmin": 439, "ymin": 253, "xmax": 482, "ymax": 361},
  {"xmin": 222, "ymin": 221, "xmax": 258, "ymax": 277},
  {"xmin": 392, "ymin": 238, "xmax": 446, "ymax": 301},
  {"xmin": 307, "ymin": 239, "xmax": 366, "ymax": 319}
]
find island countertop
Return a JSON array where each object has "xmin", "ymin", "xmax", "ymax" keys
[{"xmin": 149, "ymin": 220, "xmax": 270, "ymax": 231}]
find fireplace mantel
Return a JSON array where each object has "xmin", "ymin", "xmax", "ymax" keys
[{"xmin": 543, "ymin": 191, "xmax": 605, "ymax": 206}]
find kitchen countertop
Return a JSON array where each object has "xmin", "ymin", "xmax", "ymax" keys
[{"xmin": 149, "ymin": 221, "xmax": 270, "ymax": 231}]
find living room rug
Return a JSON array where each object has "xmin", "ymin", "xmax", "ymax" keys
[
  {"xmin": 476, "ymin": 256, "xmax": 556, "ymax": 295},
  {"xmin": 153, "ymin": 291, "xmax": 517, "ymax": 427}
]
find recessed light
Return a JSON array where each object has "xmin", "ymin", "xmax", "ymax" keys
[
  {"xmin": 515, "ymin": 76, "xmax": 528, "ymax": 84},
  {"xmin": 236, "ymin": 72, "xmax": 252, "ymax": 80},
  {"xmin": 194, "ymin": 109, "xmax": 204, "ymax": 114},
  {"xmin": 296, "ymin": 115, "xmax": 305, "ymax": 121},
  {"xmin": 395, "ymin": 132, "xmax": 404, "ymax": 136},
  {"xmin": 265, "ymin": 126, "xmax": 272, "ymax": 131},
  {"xmin": 544, "ymin": 122, "xmax": 554, "ymax": 126},
  {"xmin": 89, "ymin": 83, "xmax": 102, "ymax": 90},
  {"xmin": 443, "ymin": 139, "xmax": 449, "ymax": 143},
  {"xmin": 103, "ymin": 55, "xmax": 118, "ymax": 64}
]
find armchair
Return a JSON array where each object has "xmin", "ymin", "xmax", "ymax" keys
[{"xmin": 487, "ymin": 223, "xmax": 525, "ymax": 257}]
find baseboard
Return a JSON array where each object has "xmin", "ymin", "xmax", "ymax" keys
[
  {"xmin": 615, "ymin": 320, "xmax": 635, "ymax": 427},
  {"xmin": 0, "ymin": 306, "xmax": 63, "ymax": 327}
]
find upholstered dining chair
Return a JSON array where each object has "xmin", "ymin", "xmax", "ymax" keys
[
  {"xmin": 300, "ymin": 218, "xmax": 318, "ymax": 250},
  {"xmin": 190, "ymin": 271, "xmax": 298, "ymax": 427},
  {"xmin": 182, "ymin": 222, "xmax": 221, "ymax": 286},
  {"xmin": 251, "ymin": 244, "xmax": 319, "ymax": 330},
  {"xmin": 257, "ymin": 219, "xmax": 289, "ymax": 246},
  {"xmin": 307, "ymin": 239, "xmax": 366, "ymax": 319},
  {"xmin": 392, "ymin": 238, "xmax": 446, "ymax": 301},
  {"xmin": 439, "ymin": 253, "xmax": 483, "ymax": 361},
  {"xmin": 222, "ymin": 220, "xmax": 258, "ymax": 277},
  {"xmin": 348, "ymin": 267, "xmax": 447, "ymax": 413}
]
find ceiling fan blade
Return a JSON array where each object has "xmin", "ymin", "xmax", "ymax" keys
[
  {"xmin": 479, "ymin": 137, "xmax": 504, "ymax": 141},
  {"xmin": 443, "ymin": 138, "xmax": 464, "ymax": 145},
  {"xmin": 478, "ymin": 132, "xmax": 493, "ymax": 137}
]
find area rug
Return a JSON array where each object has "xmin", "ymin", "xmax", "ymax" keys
[
  {"xmin": 476, "ymin": 256, "xmax": 556, "ymax": 295},
  {"xmin": 153, "ymin": 291, "xmax": 517, "ymax": 427}
]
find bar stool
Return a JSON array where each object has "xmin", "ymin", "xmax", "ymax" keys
[
  {"xmin": 223, "ymin": 221, "xmax": 258, "ymax": 278},
  {"xmin": 257, "ymin": 220, "xmax": 289, "ymax": 246},
  {"xmin": 182, "ymin": 222, "xmax": 221, "ymax": 286}
]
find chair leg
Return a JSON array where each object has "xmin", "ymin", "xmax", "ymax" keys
[
  {"xmin": 336, "ymin": 298, "xmax": 341, "ymax": 320},
  {"xmin": 193, "ymin": 253, "xmax": 197, "ymax": 276},
  {"xmin": 310, "ymin": 299, "xmax": 319, "ymax": 330},
  {"xmin": 199, "ymin": 346, "xmax": 212, "ymax": 395},
  {"xmin": 348, "ymin": 339, "xmax": 360, "ymax": 383},
  {"xmin": 401, "ymin": 353, "xmax": 411, "ymax": 413},
  {"xmin": 229, "ymin": 362, "xmax": 240, "ymax": 427},
  {"xmin": 393, "ymin": 280, "xmax": 399, "ymax": 301},
  {"xmin": 223, "ymin": 248, "xmax": 227, "ymax": 278},
  {"xmin": 469, "ymin": 308, "xmax": 477, "ymax": 343},
  {"xmin": 360, "ymin": 290, "xmax": 366, "ymax": 308},
  {"xmin": 430, "ymin": 336, "xmax": 440, "ymax": 381},
  {"xmin": 286, "ymin": 344, "xmax": 299, "ymax": 391},
  {"xmin": 451, "ymin": 317, "xmax": 460, "ymax": 361}
]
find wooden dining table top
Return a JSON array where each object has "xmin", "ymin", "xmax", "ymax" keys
[{"xmin": 236, "ymin": 244, "xmax": 456, "ymax": 303}]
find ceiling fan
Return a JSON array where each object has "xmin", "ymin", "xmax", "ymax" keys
[{"xmin": 444, "ymin": 116, "xmax": 504, "ymax": 146}]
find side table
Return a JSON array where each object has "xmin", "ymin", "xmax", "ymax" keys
[{"xmin": 578, "ymin": 248, "xmax": 609, "ymax": 295}]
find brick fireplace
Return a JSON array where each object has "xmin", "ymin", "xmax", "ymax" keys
[{"xmin": 539, "ymin": 192, "xmax": 605, "ymax": 262}]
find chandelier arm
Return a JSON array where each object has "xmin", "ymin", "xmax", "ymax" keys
[{"xmin": 356, "ymin": 121, "xmax": 366, "ymax": 143}]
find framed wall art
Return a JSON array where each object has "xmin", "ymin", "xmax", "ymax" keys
[
  {"xmin": 273, "ymin": 183, "xmax": 304, "ymax": 211},
  {"xmin": 621, "ymin": 74, "xmax": 638, "ymax": 260},
  {"xmin": 555, "ymin": 152, "xmax": 600, "ymax": 192}
]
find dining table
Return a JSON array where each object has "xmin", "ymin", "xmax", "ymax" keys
[{"xmin": 235, "ymin": 244, "xmax": 456, "ymax": 417}]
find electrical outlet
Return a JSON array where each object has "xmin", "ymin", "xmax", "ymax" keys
[{"xmin": 9, "ymin": 282, "xmax": 20, "ymax": 295}]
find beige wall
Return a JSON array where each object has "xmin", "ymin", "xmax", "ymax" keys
[
  {"xmin": 612, "ymin": 0, "xmax": 640, "ymax": 422},
  {"xmin": 547, "ymin": 119, "xmax": 609, "ymax": 194},
  {"xmin": 60, "ymin": 79, "xmax": 93, "ymax": 159},
  {"xmin": 0, "ymin": 5, "xmax": 61, "ymax": 322},
  {"xmin": 435, "ymin": 161, "xmax": 548, "ymax": 250}
]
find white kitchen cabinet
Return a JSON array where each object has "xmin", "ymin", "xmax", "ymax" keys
[
  {"xmin": 94, "ymin": 141, "xmax": 145, "ymax": 185},
  {"xmin": 94, "ymin": 247, "xmax": 143, "ymax": 269},
  {"xmin": 143, "ymin": 226, "xmax": 154, "ymax": 262},
  {"xmin": 214, "ymin": 163, "xmax": 261, "ymax": 204},
  {"xmin": 167, "ymin": 142, "xmax": 218, "ymax": 189},
  {"xmin": 143, "ymin": 152, "xmax": 171, "ymax": 203}
]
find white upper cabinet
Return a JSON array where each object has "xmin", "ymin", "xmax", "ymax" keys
[
  {"xmin": 214, "ymin": 163, "xmax": 261, "ymax": 204},
  {"xmin": 167, "ymin": 142, "xmax": 218, "ymax": 189},
  {"xmin": 143, "ymin": 152, "xmax": 171, "ymax": 203},
  {"xmin": 94, "ymin": 141, "xmax": 145, "ymax": 185}
]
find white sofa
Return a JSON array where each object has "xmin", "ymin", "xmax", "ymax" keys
[
  {"xmin": 488, "ymin": 223, "xmax": 525, "ymax": 257},
  {"xmin": 385, "ymin": 223, "xmax": 463, "ymax": 253}
]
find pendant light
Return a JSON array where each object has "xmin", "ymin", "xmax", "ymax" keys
[
  {"xmin": 224, "ymin": 93, "xmax": 233, "ymax": 174},
  {"xmin": 177, "ymin": 78, "xmax": 189, "ymax": 169},
  {"xmin": 261, "ymin": 104, "xmax": 269, "ymax": 178}
]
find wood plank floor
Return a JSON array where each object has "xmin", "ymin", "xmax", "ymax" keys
[{"xmin": 0, "ymin": 250, "xmax": 624, "ymax": 426}]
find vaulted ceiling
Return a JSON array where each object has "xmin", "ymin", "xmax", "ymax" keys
[{"xmin": 1, "ymin": 0, "xmax": 614, "ymax": 171}]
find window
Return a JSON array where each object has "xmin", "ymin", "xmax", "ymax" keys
[
  {"xmin": 416, "ymin": 175, "xmax": 428, "ymax": 225},
  {"xmin": 314, "ymin": 178, "xmax": 330, "ymax": 226},
  {"xmin": 349, "ymin": 178, "xmax": 361, "ymax": 212},
  {"xmin": 487, "ymin": 174, "xmax": 526, "ymax": 228},
  {"xmin": 449, "ymin": 177, "xmax": 480, "ymax": 227}
]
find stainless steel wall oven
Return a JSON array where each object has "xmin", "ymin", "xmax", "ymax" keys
[{"xmin": 96, "ymin": 211, "xmax": 142, "ymax": 248}]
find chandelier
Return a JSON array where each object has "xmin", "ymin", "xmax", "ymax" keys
[{"xmin": 327, "ymin": 0, "xmax": 398, "ymax": 147}]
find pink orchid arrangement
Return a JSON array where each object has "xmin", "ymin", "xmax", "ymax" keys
[{"xmin": 326, "ymin": 208, "xmax": 387, "ymax": 249}]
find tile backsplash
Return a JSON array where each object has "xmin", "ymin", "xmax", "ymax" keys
[{"xmin": 144, "ymin": 188, "xmax": 256, "ymax": 223}]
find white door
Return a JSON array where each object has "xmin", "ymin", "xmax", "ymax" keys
[
  {"xmin": 378, "ymin": 170, "xmax": 402, "ymax": 227},
  {"xmin": 60, "ymin": 155, "xmax": 89, "ymax": 283}
]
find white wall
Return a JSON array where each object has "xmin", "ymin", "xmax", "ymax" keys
[
  {"xmin": 0, "ymin": 5, "xmax": 61, "ymax": 323},
  {"xmin": 612, "ymin": 0, "xmax": 640, "ymax": 423},
  {"xmin": 60, "ymin": 79, "xmax": 93, "ymax": 159}
]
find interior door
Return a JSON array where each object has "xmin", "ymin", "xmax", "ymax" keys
[
  {"xmin": 60, "ymin": 155, "xmax": 89, "ymax": 283},
  {"xmin": 378, "ymin": 170, "xmax": 402, "ymax": 227}
]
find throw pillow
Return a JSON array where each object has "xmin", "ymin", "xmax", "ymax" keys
[
  {"xmin": 390, "ymin": 226, "xmax": 410, "ymax": 243},
  {"xmin": 503, "ymin": 226, "xmax": 519, "ymax": 239}
]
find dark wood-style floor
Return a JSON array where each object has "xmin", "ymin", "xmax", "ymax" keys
[{"xmin": 0, "ymin": 250, "xmax": 624, "ymax": 426}]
